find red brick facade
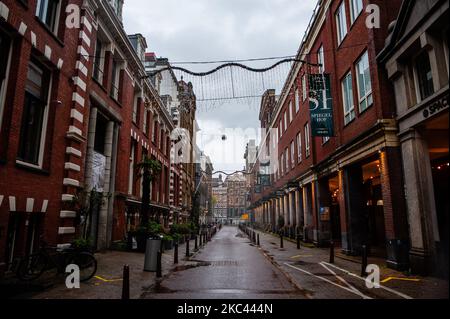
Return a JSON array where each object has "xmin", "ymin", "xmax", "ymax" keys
[
  {"xmin": 0, "ymin": 0, "xmax": 177, "ymax": 275},
  {"xmin": 251, "ymin": 0, "xmax": 410, "ymax": 270}
]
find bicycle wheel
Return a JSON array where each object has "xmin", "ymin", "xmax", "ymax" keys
[
  {"xmin": 68, "ymin": 252, "xmax": 97, "ymax": 282},
  {"xmin": 17, "ymin": 253, "xmax": 48, "ymax": 281}
]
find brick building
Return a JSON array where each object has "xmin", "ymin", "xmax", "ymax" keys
[
  {"xmin": 212, "ymin": 174, "xmax": 227, "ymax": 223},
  {"xmin": 0, "ymin": 0, "xmax": 176, "ymax": 275},
  {"xmin": 225, "ymin": 173, "xmax": 246, "ymax": 225},
  {"xmin": 250, "ymin": 0, "xmax": 411, "ymax": 270}
]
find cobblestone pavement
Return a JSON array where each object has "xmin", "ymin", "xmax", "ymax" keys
[{"xmin": 248, "ymin": 228, "xmax": 448, "ymax": 299}]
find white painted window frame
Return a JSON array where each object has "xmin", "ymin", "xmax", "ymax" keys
[
  {"xmin": 36, "ymin": 0, "xmax": 61, "ymax": 35},
  {"xmin": 297, "ymin": 132, "xmax": 302, "ymax": 163},
  {"xmin": 342, "ymin": 71, "xmax": 355, "ymax": 125},
  {"xmin": 305, "ymin": 123, "xmax": 311, "ymax": 158},
  {"xmin": 336, "ymin": 1, "xmax": 348, "ymax": 45},
  {"xmin": 302, "ymin": 74, "xmax": 307, "ymax": 101},
  {"xmin": 295, "ymin": 88, "xmax": 300, "ymax": 113},
  {"xmin": 350, "ymin": 0, "xmax": 363, "ymax": 25},
  {"xmin": 16, "ymin": 61, "xmax": 52, "ymax": 169},
  {"xmin": 356, "ymin": 50, "xmax": 373, "ymax": 113},
  {"xmin": 318, "ymin": 45, "xmax": 325, "ymax": 73}
]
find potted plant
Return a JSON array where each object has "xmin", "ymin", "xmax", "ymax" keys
[
  {"xmin": 72, "ymin": 237, "xmax": 93, "ymax": 253},
  {"xmin": 172, "ymin": 233, "xmax": 182, "ymax": 245},
  {"xmin": 162, "ymin": 234, "xmax": 174, "ymax": 250}
]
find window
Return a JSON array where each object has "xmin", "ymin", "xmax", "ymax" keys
[
  {"xmin": 17, "ymin": 61, "xmax": 51, "ymax": 167},
  {"xmin": 356, "ymin": 51, "xmax": 373, "ymax": 112},
  {"xmin": 295, "ymin": 88, "xmax": 300, "ymax": 112},
  {"xmin": 302, "ymin": 74, "xmax": 307, "ymax": 101},
  {"xmin": 132, "ymin": 93, "xmax": 140, "ymax": 124},
  {"xmin": 297, "ymin": 133, "xmax": 302, "ymax": 163},
  {"xmin": 128, "ymin": 140, "xmax": 135, "ymax": 195},
  {"xmin": 280, "ymin": 154, "xmax": 284, "ymax": 176},
  {"xmin": 279, "ymin": 120, "xmax": 283, "ymax": 137},
  {"xmin": 111, "ymin": 59, "xmax": 120, "ymax": 100},
  {"xmin": 93, "ymin": 38, "xmax": 104, "ymax": 82},
  {"xmin": 323, "ymin": 136, "xmax": 330, "ymax": 144},
  {"xmin": 290, "ymin": 141, "xmax": 295, "ymax": 168},
  {"xmin": 36, "ymin": 0, "xmax": 60, "ymax": 33},
  {"xmin": 305, "ymin": 123, "xmax": 311, "ymax": 158},
  {"xmin": 289, "ymin": 100, "xmax": 293, "ymax": 123},
  {"xmin": 285, "ymin": 148, "xmax": 289, "ymax": 172},
  {"xmin": 0, "ymin": 32, "xmax": 12, "ymax": 131},
  {"xmin": 350, "ymin": 0, "xmax": 363, "ymax": 24},
  {"xmin": 415, "ymin": 51, "xmax": 435, "ymax": 101},
  {"xmin": 342, "ymin": 72, "xmax": 355, "ymax": 125},
  {"xmin": 143, "ymin": 108, "xmax": 148, "ymax": 134},
  {"xmin": 336, "ymin": 1, "xmax": 348, "ymax": 45},
  {"xmin": 152, "ymin": 120, "xmax": 157, "ymax": 143},
  {"xmin": 318, "ymin": 45, "xmax": 325, "ymax": 73},
  {"xmin": 284, "ymin": 111, "xmax": 288, "ymax": 131}
]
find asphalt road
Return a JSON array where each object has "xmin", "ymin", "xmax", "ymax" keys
[{"xmin": 142, "ymin": 226, "xmax": 308, "ymax": 299}]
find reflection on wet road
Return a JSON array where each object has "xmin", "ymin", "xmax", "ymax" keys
[{"xmin": 141, "ymin": 226, "xmax": 308, "ymax": 299}]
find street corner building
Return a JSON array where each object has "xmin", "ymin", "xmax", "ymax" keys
[
  {"xmin": 249, "ymin": 0, "xmax": 448, "ymax": 277},
  {"xmin": 0, "ymin": 0, "xmax": 198, "ymax": 277}
]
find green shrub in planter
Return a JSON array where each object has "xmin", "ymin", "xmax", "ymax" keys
[
  {"xmin": 163, "ymin": 234, "xmax": 174, "ymax": 250},
  {"xmin": 172, "ymin": 233, "xmax": 182, "ymax": 244},
  {"xmin": 72, "ymin": 237, "xmax": 93, "ymax": 252}
]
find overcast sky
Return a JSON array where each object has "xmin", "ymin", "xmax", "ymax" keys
[{"xmin": 123, "ymin": 0, "xmax": 317, "ymax": 173}]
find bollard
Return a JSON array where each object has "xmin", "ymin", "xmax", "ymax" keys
[
  {"xmin": 199, "ymin": 233, "xmax": 203, "ymax": 246},
  {"xmin": 361, "ymin": 245, "xmax": 368, "ymax": 277},
  {"xmin": 122, "ymin": 264, "xmax": 130, "ymax": 300},
  {"xmin": 194, "ymin": 236, "xmax": 198, "ymax": 251},
  {"xmin": 253, "ymin": 231, "xmax": 256, "ymax": 244},
  {"xmin": 186, "ymin": 237, "xmax": 190, "ymax": 257},
  {"xmin": 257, "ymin": 234, "xmax": 260, "ymax": 246},
  {"xmin": 174, "ymin": 242, "xmax": 179, "ymax": 264},
  {"xmin": 156, "ymin": 251, "xmax": 162, "ymax": 278},
  {"xmin": 280, "ymin": 233, "xmax": 284, "ymax": 249},
  {"xmin": 329, "ymin": 240, "xmax": 335, "ymax": 264},
  {"xmin": 297, "ymin": 234, "xmax": 301, "ymax": 250}
]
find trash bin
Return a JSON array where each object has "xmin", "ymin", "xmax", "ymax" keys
[{"xmin": 144, "ymin": 236, "xmax": 162, "ymax": 272}]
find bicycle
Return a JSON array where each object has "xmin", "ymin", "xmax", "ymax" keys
[{"xmin": 16, "ymin": 242, "xmax": 97, "ymax": 282}]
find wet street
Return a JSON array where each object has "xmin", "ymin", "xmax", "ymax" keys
[{"xmin": 142, "ymin": 226, "xmax": 307, "ymax": 299}]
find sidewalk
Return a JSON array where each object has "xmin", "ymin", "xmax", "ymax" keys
[
  {"xmin": 247, "ymin": 228, "xmax": 448, "ymax": 299},
  {"xmin": 1, "ymin": 239, "xmax": 203, "ymax": 299}
]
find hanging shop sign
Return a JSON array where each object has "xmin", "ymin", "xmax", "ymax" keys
[{"xmin": 309, "ymin": 73, "xmax": 334, "ymax": 137}]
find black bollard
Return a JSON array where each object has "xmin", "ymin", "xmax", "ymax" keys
[
  {"xmin": 361, "ymin": 245, "xmax": 368, "ymax": 277},
  {"xmin": 329, "ymin": 240, "xmax": 335, "ymax": 264},
  {"xmin": 194, "ymin": 236, "xmax": 198, "ymax": 251},
  {"xmin": 156, "ymin": 251, "xmax": 162, "ymax": 278},
  {"xmin": 174, "ymin": 243, "xmax": 179, "ymax": 264},
  {"xmin": 297, "ymin": 234, "xmax": 301, "ymax": 250},
  {"xmin": 257, "ymin": 234, "xmax": 260, "ymax": 246},
  {"xmin": 122, "ymin": 264, "xmax": 130, "ymax": 300},
  {"xmin": 280, "ymin": 233, "xmax": 284, "ymax": 249},
  {"xmin": 186, "ymin": 238, "xmax": 190, "ymax": 257},
  {"xmin": 199, "ymin": 233, "xmax": 203, "ymax": 246}
]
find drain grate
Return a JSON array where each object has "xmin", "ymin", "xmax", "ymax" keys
[{"xmin": 209, "ymin": 260, "xmax": 240, "ymax": 267}]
